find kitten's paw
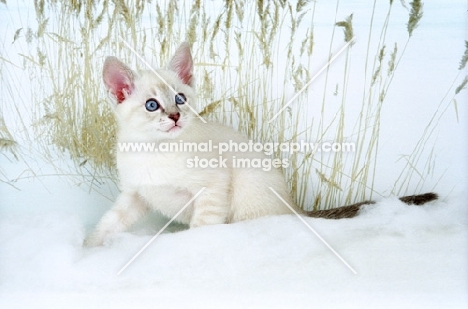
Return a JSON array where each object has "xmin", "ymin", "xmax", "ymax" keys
[
  {"xmin": 83, "ymin": 234, "xmax": 104, "ymax": 247},
  {"xmin": 190, "ymin": 214, "xmax": 226, "ymax": 228}
]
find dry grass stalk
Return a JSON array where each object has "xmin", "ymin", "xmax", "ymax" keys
[
  {"xmin": 458, "ymin": 40, "xmax": 468, "ymax": 70},
  {"xmin": 335, "ymin": 14, "xmax": 354, "ymax": 43},
  {"xmin": 407, "ymin": 0, "xmax": 423, "ymax": 37}
]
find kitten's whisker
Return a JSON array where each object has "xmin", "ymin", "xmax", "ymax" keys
[
  {"xmin": 117, "ymin": 187, "xmax": 206, "ymax": 275},
  {"xmin": 268, "ymin": 37, "xmax": 355, "ymax": 123},
  {"xmin": 119, "ymin": 37, "xmax": 207, "ymax": 124},
  {"xmin": 268, "ymin": 187, "xmax": 358, "ymax": 275}
]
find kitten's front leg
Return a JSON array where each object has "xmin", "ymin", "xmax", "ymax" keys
[
  {"xmin": 190, "ymin": 187, "xmax": 229, "ymax": 228},
  {"xmin": 84, "ymin": 191, "xmax": 149, "ymax": 246}
]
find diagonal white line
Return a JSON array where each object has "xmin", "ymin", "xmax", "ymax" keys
[
  {"xmin": 268, "ymin": 187, "xmax": 357, "ymax": 275},
  {"xmin": 120, "ymin": 37, "xmax": 207, "ymax": 124},
  {"xmin": 268, "ymin": 37, "xmax": 356, "ymax": 123},
  {"xmin": 118, "ymin": 187, "xmax": 206, "ymax": 275}
]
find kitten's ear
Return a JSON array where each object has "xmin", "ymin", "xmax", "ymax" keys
[
  {"xmin": 103, "ymin": 56, "xmax": 135, "ymax": 104},
  {"xmin": 168, "ymin": 42, "xmax": 193, "ymax": 86}
]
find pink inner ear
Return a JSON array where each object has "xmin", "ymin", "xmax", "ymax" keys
[
  {"xmin": 110, "ymin": 76, "xmax": 131, "ymax": 103},
  {"xmin": 169, "ymin": 43, "xmax": 194, "ymax": 86},
  {"xmin": 103, "ymin": 57, "xmax": 134, "ymax": 104},
  {"xmin": 178, "ymin": 65, "xmax": 193, "ymax": 85}
]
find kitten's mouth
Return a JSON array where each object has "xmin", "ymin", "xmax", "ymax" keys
[{"xmin": 167, "ymin": 125, "xmax": 182, "ymax": 133}]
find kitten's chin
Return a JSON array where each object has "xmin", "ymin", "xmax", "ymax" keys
[{"xmin": 166, "ymin": 125, "xmax": 183, "ymax": 136}]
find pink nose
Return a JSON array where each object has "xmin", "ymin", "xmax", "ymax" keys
[{"xmin": 168, "ymin": 113, "xmax": 180, "ymax": 123}]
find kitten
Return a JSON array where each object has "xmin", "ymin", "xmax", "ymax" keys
[
  {"xmin": 84, "ymin": 43, "xmax": 437, "ymax": 246},
  {"xmin": 84, "ymin": 43, "xmax": 296, "ymax": 246}
]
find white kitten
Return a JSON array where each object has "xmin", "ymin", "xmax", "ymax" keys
[{"xmin": 84, "ymin": 43, "xmax": 296, "ymax": 246}]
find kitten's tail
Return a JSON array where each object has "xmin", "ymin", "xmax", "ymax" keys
[{"xmin": 304, "ymin": 192, "xmax": 438, "ymax": 219}]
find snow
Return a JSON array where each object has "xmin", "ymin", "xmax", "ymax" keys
[
  {"xmin": 0, "ymin": 193, "xmax": 467, "ymax": 308},
  {"xmin": 1, "ymin": 0, "xmax": 467, "ymax": 308}
]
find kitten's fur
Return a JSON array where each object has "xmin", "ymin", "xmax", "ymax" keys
[{"xmin": 84, "ymin": 43, "xmax": 437, "ymax": 246}]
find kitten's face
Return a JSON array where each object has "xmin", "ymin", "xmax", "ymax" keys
[
  {"xmin": 115, "ymin": 70, "xmax": 196, "ymax": 140},
  {"xmin": 102, "ymin": 42, "xmax": 196, "ymax": 141}
]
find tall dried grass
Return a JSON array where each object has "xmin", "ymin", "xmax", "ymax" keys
[{"xmin": 0, "ymin": 0, "xmax": 465, "ymax": 209}]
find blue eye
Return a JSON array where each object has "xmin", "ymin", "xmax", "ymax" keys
[
  {"xmin": 145, "ymin": 99, "xmax": 159, "ymax": 112},
  {"xmin": 175, "ymin": 93, "xmax": 186, "ymax": 105}
]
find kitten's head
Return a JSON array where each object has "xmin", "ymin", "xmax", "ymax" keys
[{"xmin": 103, "ymin": 42, "xmax": 196, "ymax": 141}]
